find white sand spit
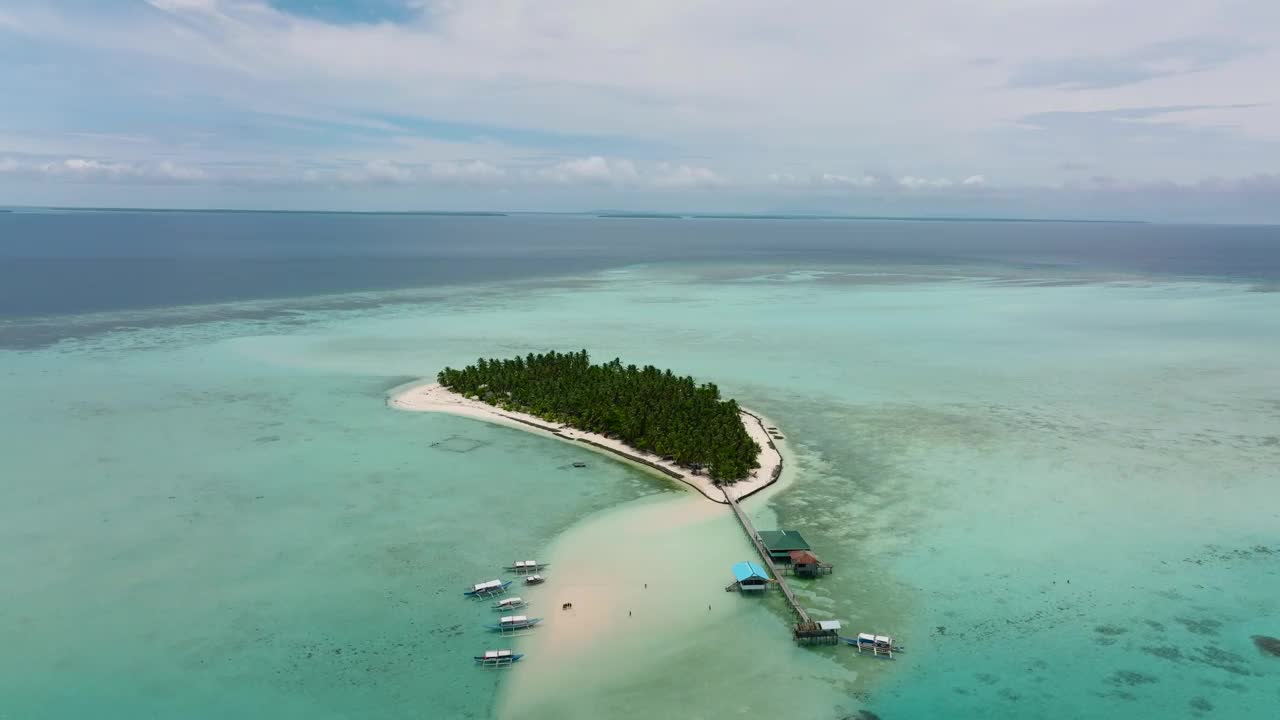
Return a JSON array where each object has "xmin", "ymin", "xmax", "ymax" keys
[{"xmin": 389, "ymin": 382, "xmax": 783, "ymax": 503}]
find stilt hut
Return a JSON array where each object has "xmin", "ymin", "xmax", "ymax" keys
[
  {"xmin": 758, "ymin": 530, "xmax": 811, "ymax": 564},
  {"xmin": 731, "ymin": 561, "xmax": 771, "ymax": 591},
  {"xmin": 789, "ymin": 550, "xmax": 833, "ymax": 578}
]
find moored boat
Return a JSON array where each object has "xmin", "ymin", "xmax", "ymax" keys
[
  {"xmin": 485, "ymin": 614, "xmax": 542, "ymax": 633},
  {"xmin": 464, "ymin": 579, "xmax": 512, "ymax": 598},
  {"xmin": 524, "ymin": 574, "xmax": 546, "ymax": 585},
  {"xmin": 842, "ymin": 632, "xmax": 903, "ymax": 658},
  {"xmin": 474, "ymin": 649, "xmax": 523, "ymax": 668},
  {"xmin": 507, "ymin": 560, "xmax": 547, "ymax": 574},
  {"xmin": 492, "ymin": 596, "xmax": 527, "ymax": 610}
]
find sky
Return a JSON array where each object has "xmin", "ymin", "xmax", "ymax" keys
[{"xmin": 1, "ymin": 0, "xmax": 1279, "ymax": 221}]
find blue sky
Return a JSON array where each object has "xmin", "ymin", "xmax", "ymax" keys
[{"xmin": 1, "ymin": 0, "xmax": 1279, "ymax": 221}]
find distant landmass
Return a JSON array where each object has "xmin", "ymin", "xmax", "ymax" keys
[
  {"xmin": 24, "ymin": 207, "xmax": 509, "ymax": 217},
  {"xmin": 6, "ymin": 206, "xmax": 1152, "ymax": 224},
  {"xmin": 595, "ymin": 212, "xmax": 686, "ymax": 219}
]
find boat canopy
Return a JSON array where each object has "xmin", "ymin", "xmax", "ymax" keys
[
  {"xmin": 473, "ymin": 579, "xmax": 503, "ymax": 591},
  {"xmin": 514, "ymin": 560, "xmax": 539, "ymax": 568},
  {"xmin": 816, "ymin": 620, "xmax": 842, "ymax": 631},
  {"xmin": 497, "ymin": 597, "xmax": 523, "ymax": 606},
  {"xmin": 500, "ymin": 615, "xmax": 528, "ymax": 624},
  {"xmin": 857, "ymin": 633, "xmax": 893, "ymax": 645},
  {"xmin": 732, "ymin": 561, "xmax": 770, "ymax": 583},
  {"xmin": 483, "ymin": 650, "xmax": 515, "ymax": 659}
]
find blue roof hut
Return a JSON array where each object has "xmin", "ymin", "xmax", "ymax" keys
[{"xmin": 732, "ymin": 561, "xmax": 771, "ymax": 591}]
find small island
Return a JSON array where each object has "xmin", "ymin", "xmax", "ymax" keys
[{"xmin": 390, "ymin": 350, "xmax": 784, "ymax": 502}]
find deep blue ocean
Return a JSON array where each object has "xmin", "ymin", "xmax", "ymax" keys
[{"xmin": 4, "ymin": 210, "xmax": 1278, "ymax": 323}]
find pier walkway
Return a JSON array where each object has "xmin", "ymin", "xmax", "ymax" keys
[{"xmin": 724, "ymin": 489, "xmax": 811, "ymax": 625}]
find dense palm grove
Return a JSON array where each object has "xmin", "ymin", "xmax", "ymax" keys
[{"xmin": 437, "ymin": 350, "xmax": 761, "ymax": 482}]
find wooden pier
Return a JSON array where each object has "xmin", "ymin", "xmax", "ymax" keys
[{"xmin": 724, "ymin": 489, "xmax": 811, "ymax": 625}]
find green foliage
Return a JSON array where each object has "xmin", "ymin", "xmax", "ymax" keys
[{"xmin": 437, "ymin": 350, "xmax": 761, "ymax": 482}]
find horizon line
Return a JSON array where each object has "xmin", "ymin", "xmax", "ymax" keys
[{"xmin": 0, "ymin": 205, "xmax": 1170, "ymax": 225}]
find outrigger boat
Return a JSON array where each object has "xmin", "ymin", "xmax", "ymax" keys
[
  {"xmin": 842, "ymin": 633, "xmax": 903, "ymax": 659},
  {"xmin": 507, "ymin": 560, "xmax": 547, "ymax": 574},
  {"xmin": 486, "ymin": 615, "xmax": 542, "ymax": 634},
  {"xmin": 492, "ymin": 596, "xmax": 527, "ymax": 611},
  {"xmin": 524, "ymin": 574, "xmax": 546, "ymax": 586},
  {"xmin": 474, "ymin": 649, "xmax": 523, "ymax": 668},
  {"xmin": 464, "ymin": 579, "xmax": 512, "ymax": 598}
]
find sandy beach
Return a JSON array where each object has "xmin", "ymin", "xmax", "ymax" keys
[{"xmin": 389, "ymin": 381, "xmax": 784, "ymax": 503}]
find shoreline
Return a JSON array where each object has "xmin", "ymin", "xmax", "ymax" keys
[{"xmin": 388, "ymin": 381, "xmax": 784, "ymax": 503}]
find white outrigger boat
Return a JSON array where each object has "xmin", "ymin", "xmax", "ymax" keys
[
  {"xmin": 474, "ymin": 649, "xmax": 523, "ymax": 668},
  {"xmin": 507, "ymin": 560, "xmax": 547, "ymax": 575},
  {"xmin": 464, "ymin": 579, "xmax": 512, "ymax": 598},
  {"xmin": 842, "ymin": 633, "xmax": 903, "ymax": 659},
  {"xmin": 485, "ymin": 614, "xmax": 542, "ymax": 635},
  {"xmin": 492, "ymin": 596, "xmax": 527, "ymax": 611},
  {"xmin": 523, "ymin": 574, "xmax": 546, "ymax": 586}
]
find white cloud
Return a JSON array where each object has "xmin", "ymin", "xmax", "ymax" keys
[
  {"xmin": 962, "ymin": 174, "xmax": 986, "ymax": 186},
  {"xmin": 353, "ymin": 159, "xmax": 413, "ymax": 183},
  {"xmin": 820, "ymin": 173, "xmax": 878, "ymax": 187},
  {"xmin": 0, "ymin": 156, "xmax": 208, "ymax": 183},
  {"xmin": 898, "ymin": 176, "xmax": 954, "ymax": 189},
  {"xmin": 767, "ymin": 172, "xmax": 878, "ymax": 188},
  {"xmin": 155, "ymin": 160, "xmax": 208, "ymax": 181},
  {"xmin": 429, "ymin": 160, "xmax": 506, "ymax": 181},
  {"xmin": 50, "ymin": 158, "xmax": 138, "ymax": 179},
  {"xmin": 145, "ymin": 0, "xmax": 222, "ymax": 15},
  {"xmin": 539, "ymin": 156, "xmax": 639, "ymax": 184},
  {"xmin": 3, "ymin": 0, "xmax": 1280, "ymax": 217},
  {"xmin": 652, "ymin": 162, "xmax": 722, "ymax": 187}
]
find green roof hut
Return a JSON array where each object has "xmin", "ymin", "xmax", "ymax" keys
[{"xmin": 758, "ymin": 530, "xmax": 811, "ymax": 563}]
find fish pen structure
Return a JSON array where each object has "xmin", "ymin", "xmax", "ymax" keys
[{"xmin": 794, "ymin": 620, "xmax": 842, "ymax": 646}]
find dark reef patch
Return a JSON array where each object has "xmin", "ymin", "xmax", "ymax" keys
[
  {"xmin": 1106, "ymin": 670, "xmax": 1158, "ymax": 687},
  {"xmin": 1252, "ymin": 635, "xmax": 1280, "ymax": 657},
  {"xmin": 1189, "ymin": 696, "xmax": 1213, "ymax": 713},
  {"xmin": 1222, "ymin": 681, "xmax": 1248, "ymax": 692},
  {"xmin": 1095, "ymin": 624, "xmax": 1127, "ymax": 636},
  {"xmin": 1142, "ymin": 645, "xmax": 1184, "ymax": 662},
  {"xmin": 1175, "ymin": 617, "xmax": 1223, "ymax": 637},
  {"xmin": 1194, "ymin": 646, "xmax": 1251, "ymax": 676}
]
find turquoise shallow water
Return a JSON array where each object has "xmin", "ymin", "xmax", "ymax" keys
[
  {"xmin": 3, "ymin": 258, "xmax": 1279, "ymax": 718},
  {"xmin": 0, "ymin": 336, "xmax": 657, "ymax": 718}
]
